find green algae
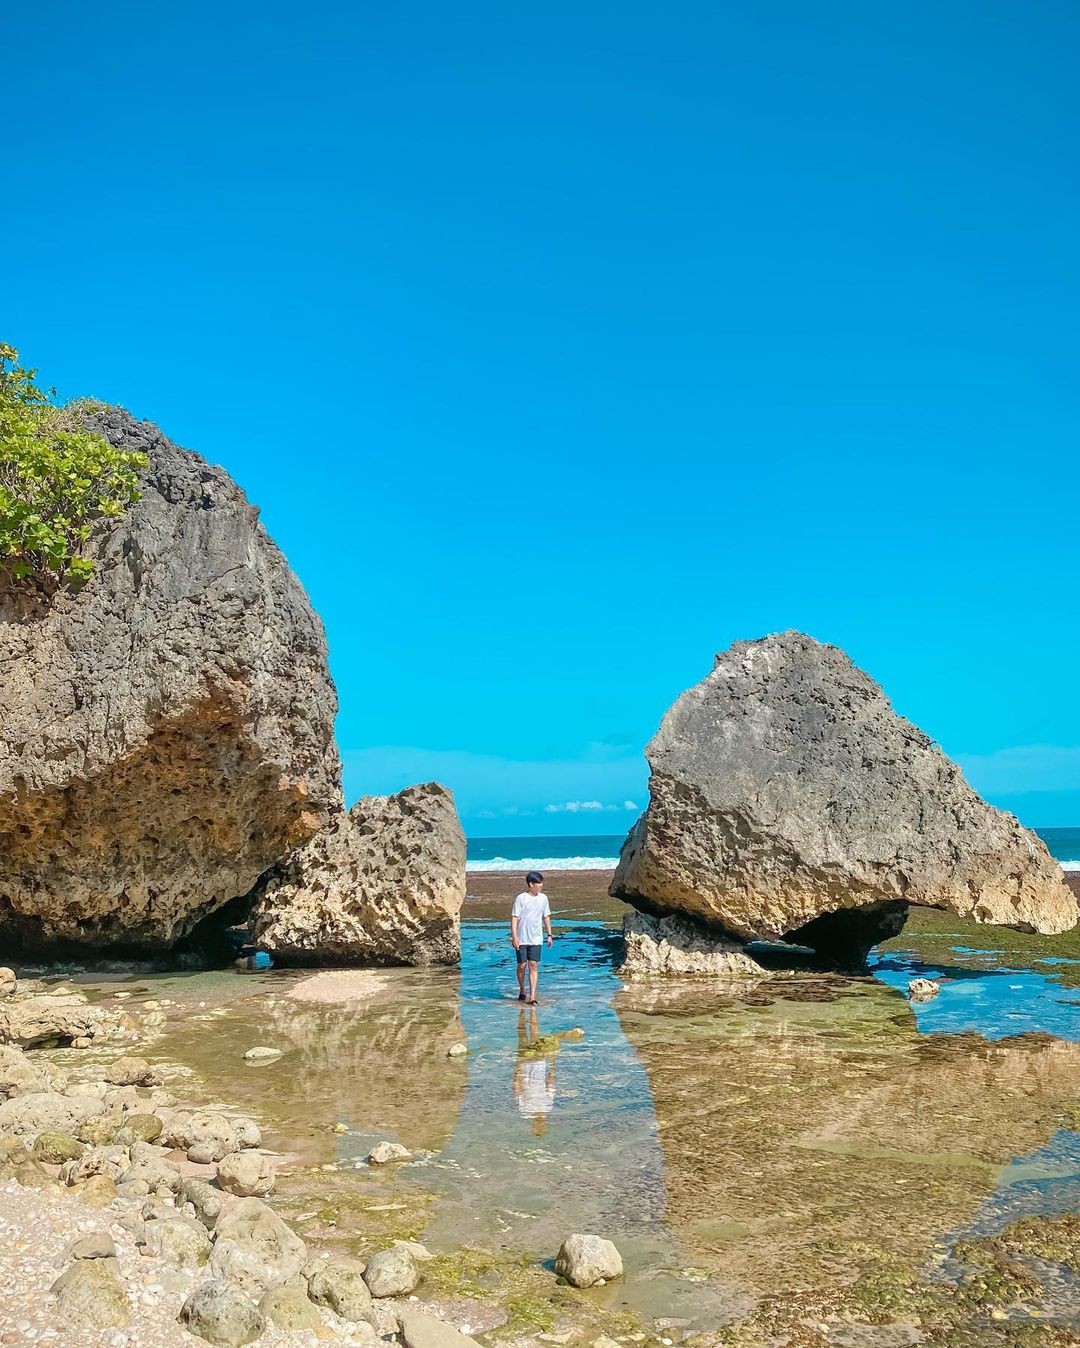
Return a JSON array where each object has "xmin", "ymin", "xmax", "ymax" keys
[{"xmin": 879, "ymin": 906, "xmax": 1080, "ymax": 988}]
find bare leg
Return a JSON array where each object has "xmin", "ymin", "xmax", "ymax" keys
[
  {"xmin": 528, "ymin": 959, "xmax": 540, "ymax": 1002},
  {"xmin": 516, "ymin": 960, "xmax": 527, "ymax": 999}
]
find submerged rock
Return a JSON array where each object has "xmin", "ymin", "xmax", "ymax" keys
[
  {"xmin": 612, "ymin": 632, "xmax": 1076, "ymax": 961},
  {"xmin": 252, "ymin": 782, "xmax": 467, "ymax": 966},
  {"xmin": 368, "ymin": 1140, "xmax": 412, "ymax": 1165},
  {"xmin": 620, "ymin": 912, "xmax": 768, "ymax": 979},
  {"xmin": 554, "ymin": 1233, "xmax": 623, "ymax": 1287},
  {"xmin": 907, "ymin": 978, "xmax": 941, "ymax": 1002},
  {"xmin": 0, "ymin": 406, "xmax": 341, "ymax": 955}
]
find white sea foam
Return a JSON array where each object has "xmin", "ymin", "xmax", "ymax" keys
[
  {"xmin": 467, "ymin": 855, "xmax": 619, "ymax": 873},
  {"xmin": 1061, "ymin": 859, "xmax": 1080, "ymax": 872}
]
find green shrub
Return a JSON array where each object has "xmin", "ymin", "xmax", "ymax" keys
[{"xmin": 0, "ymin": 343, "xmax": 147, "ymax": 584}]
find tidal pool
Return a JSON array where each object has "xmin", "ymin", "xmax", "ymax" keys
[{"xmin": 53, "ymin": 886, "xmax": 1080, "ymax": 1336}]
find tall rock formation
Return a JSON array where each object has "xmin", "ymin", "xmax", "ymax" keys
[
  {"xmin": 611, "ymin": 632, "xmax": 1075, "ymax": 958},
  {"xmin": 251, "ymin": 783, "xmax": 466, "ymax": 965},
  {"xmin": 0, "ymin": 407, "xmax": 341, "ymax": 953}
]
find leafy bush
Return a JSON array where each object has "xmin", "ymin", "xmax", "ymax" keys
[{"xmin": 0, "ymin": 343, "xmax": 147, "ymax": 584}]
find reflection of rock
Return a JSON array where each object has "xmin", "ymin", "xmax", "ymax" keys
[
  {"xmin": 611, "ymin": 633, "xmax": 1075, "ymax": 959},
  {"xmin": 156, "ymin": 980, "xmax": 467, "ymax": 1156},
  {"xmin": 0, "ymin": 408, "xmax": 341, "ymax": 954},
  {"xmin": 620, "ymin": 912, "xmax": 767, "ymax": 980},
  {"xmin": 252, "ymin": 784, "xmax": 466, "ymax": 966},
  {"xmin": 615, "ymin": 978, "xmax": 1080, "ymax": 1293}
]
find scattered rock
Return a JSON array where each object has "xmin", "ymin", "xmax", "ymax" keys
[
  {"xmin": 63, "ymin": 1232, "xmax": 118, "ymax": 1261},
  {"xmin": 620, "ymin": 912, "xmax": 768, "ymax": 979},
  {"xmin": 117, "ymin": 1111, "xmax": 164, "ymax": 1144},
  {"xmin": 554, "ymin": 1234, "xmax": 624, "ymax": 1288},
  {"xmin": 368, "ymin": 1140, "xmax": 412, "ymax": 1165},
  {"xmin": 32, "ymin": 1130, "xmax": 85, "ymax": 1163},
  {"xmin": 179, "ymin": 1176, "xmax": 232, "ymax": 1229},
  {"xmin": 908, "ymin": 978, "xmax": 941, "ymax": 1003},
  {"xmin": 104, "ymin": 1055, "xmax": 157, "ymax": 1086},
  {"xmin": 139, "ymin": 1211, "xmax": 213, "ymax": 1266},
  {"xmin": 0, "ymin": 968, "xmax": 15, "ymax": 998},
  {"xmin": 79, "ymin": 1174, "xmax": 119, "ymax": 1207},
  {"xmin": 0, "ymin": 998, "xmax": 118, "ymax": 1048},
  {"xmin": 217, "ymin": 1150, "xmax": 276, "ymax": 1197},
  {"xmin": 180, "ymin": 1277, "xmax": 266, "ymax": 1347},
  {"xmin": 308, "ymin": 1257, "xmax": 375, "ymax": 1323},
  {"xmin": 447, "ymin": 1042, "xmax": 468, "ymax": 1057},
  {"xmin": 212, "ymin": 1196, "xmax": 306, "ymax": 1292},
  {"xmin": 51, "ymin": 1258, "xmax": 129, "ymax": 1329},
  {"xmin": 259, "ymin": 1282, "xmax": 323, "ymax": 1332},
  {"xmin": 243, "ymin": 1046, "xmax": 282, "ymax": 1063},
  {"xmin": 611, "ymin": 632, "xmax": 1077, "ymax": 961},
  {"xmin": 252, "ymin": 782, "xmax": 466, "ymax": 966},
  {"xmin": 0, "ymin": 1089, "xmax": 104, "ymax": 1139},
  {"xmin": 0, "ymin": 1043, "xmax": 57, "ymax": 1098},
  {"xmin": 0, "ymin": 1135, "xmax": 57, "ymax": 1190},
  {"xmin": 364, "ymin": 1245, "xmax": 420, "ymax": 1297},
  {"xmin": 77, "ymin": 1115, "xmax": 121, "ymax": 1146},
  {"xmin": 399, "ymin": 1306, "xmax": 483, "ymax": 1348},
  {"xmin": 186, "ymin": 1110, "xmax": 241, "ymax": 1159}
]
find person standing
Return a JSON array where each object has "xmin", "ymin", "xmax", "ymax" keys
[{"xmin": 511, "ymin": 870, "xmax": 553, "ymax": 1003}]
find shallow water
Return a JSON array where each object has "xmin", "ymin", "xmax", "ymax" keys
[{"xmin": 55, "ymin": 891, "xmax": 1080, "ymax": 1332}]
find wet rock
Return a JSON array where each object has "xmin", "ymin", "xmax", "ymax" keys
[
  {"xmin": 51, "ymin": 1257, "xmax": 129, "ymax": 1328},
  {"xmin": 259, "ymin": 1281, "xmax": 323, "ymax": 1331},
  {"xmin": 0, "ymin": 1089, "xmax": 104, "ymax": 1139},
  {"xmin": 308, "ymin": 1257, "xmax": 376, "ymax": 1323},
  {"xmin": 141, "ymin": 1213, "xmax": 212, "ymax": 1267},
  {"xmin": 63, "ymin": 1232, "xmax": 118, "ymax": 1261},
  {"xmin": 104, "ymin": 1055, "xmax": 157, "ymax": 1087},
  {"xmin": 554, "ymin": 1234, "xmax": 623, "ymax": 1287},
  {"xmin": 611, "ymin": 632, "xmax": 1077, "ymax": 958},
  {"xmin": 217, "ymin": 1150, "xmax": 276, "ymax": 1197},
  {"xmin": 907, "ymin": 978, "xmax": 941, "ymax": 1003},
  {"xmin": 620, "ymin": 912, "xmax": 768, "ymax": 979},
  {"xmin": 32, "ymin": 1130, "xmax": 85, "ymax": 1163},
  {"xmin": 399, "ymin": 1306, "xmax": 483, "ymax": 1348},
  {"xmin": 0, "ymin": 998, "xmax": 118, "ymax": 1048},
  {"xmin": 0, "ymin": 407, "xmax": 342, "ymax": 957},
  {"xmin": 243, "ymin": 1046, "xmax": 282, "ymax": 1063},
  {"xmin": 252, "ymin": 782, "xmax": 466, "ymax": 966},
  {"xmin": 180, "ymin": 1277, "xmax": 265, "ymax": 1347},
  {"xmin": 364, "ymin": 1245, "xmax": 420, "ymax": 1297},
  {"xmin": 368, "ymin": 1140, "xmax": 412, "ymax": 1165},
  {"xmin": 447, "ymin": 1042, "xmax": 468, "ymax": 1057},
  {"xmin": 117, "ymin": 1111, "xmax": 163, "ymax": 1143}
]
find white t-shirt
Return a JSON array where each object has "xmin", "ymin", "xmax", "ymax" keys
[
  {"xmin": 516, "ymin": 1057, "xmax": 555, "ymax": 1116},
  {"xmin": 512, "ymin": 892, "xmax": 550, "ymax": 945}
]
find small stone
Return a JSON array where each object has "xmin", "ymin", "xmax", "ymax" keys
[
  {"xmin": 64, "ymin": 1232, "xmax": 118, "ymax": 1261},
  {"xmin": 447, "ymin": 1043, "xmax": 467, "ymax": 1058},
  {"xmin": 103, "ymin": 1056, "xmax": 158, "ymax": 1087},
  {"xmin": 363, "ymin": 1246, "xmax": 419, "ymax": 1297},
  {"xmin": 179, "ymin": 1278, "xmax": 265, "ymax": 1347},
  {"xmin": 260, "ymin": 1282, "xmax": 323, "ymax": 1332},
  {"xmin": 33, "ymin": 1131, "xmax": 84, "ymax": 1164},
  {"xmin": 217, "ymin": 1150, "xmax": 276, "ymax": 1197},
  {"xmin": 399, "ymin": 1307, "xmax": 482, "ymax": 1348},
  {"xmin": 243, "ymin": 1046, "xmax": 282, "ymax": 1062},
  {"xmin": 908, "ymin": 978, "xmax": 941, "ymax": 1002},
  {"xmin": 117, "ymin": 1112, "xmax": 163, "ymax": 1145},
  {"xmin": 368, "ymin": 1141, "xmax": 411, "ymax": 1165},
  {"xmin": 333, "ymin": 1122, "xmax": 349, "ymax": 1133},
  {"xmin": 79, "ymin": 1174, "xmax": 118, "ymax": 1207},
  {"xmin": 554, "ymin": 1234, "xmax": 623, "ymax": 1288}
]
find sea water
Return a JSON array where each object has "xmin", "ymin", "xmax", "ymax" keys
[{"xmin": 468, "ymin": 827, "xmax": 1080, "ymax": 871}]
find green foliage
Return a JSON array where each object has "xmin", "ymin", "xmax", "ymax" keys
[{"xmin": 0, "ymin": 343, "xmax": 146, "ymax": 584}]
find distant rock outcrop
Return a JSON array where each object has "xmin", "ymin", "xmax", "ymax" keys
[
  {"xmin": 251, "ymin": 783, "xmax": 466, "ymax": 965},
  {"xmin": 611, "ymin": 632, "xmax": 1076, "ymax": 960},
  {"xmin": 0, "ymin": 408, "xmax": 341, "ymax": 953}
]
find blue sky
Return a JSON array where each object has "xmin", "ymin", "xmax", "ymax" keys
[{"xmin": 5, "ymin": 2, "xmax": 1079, "ymax": 833}]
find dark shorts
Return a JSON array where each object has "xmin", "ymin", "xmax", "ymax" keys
[{"xmin": 516, "ymin": 943, "xmax": 542, "ymax": 964}]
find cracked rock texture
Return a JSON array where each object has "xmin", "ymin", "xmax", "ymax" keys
[
  {"xmin": 252, "ymin": 783, "xmax": 466, "ymax": 965},
  {"xmin": 0, "ymin": 407, "xmax": 341, "ymax": 953},
  {"xmin": 611, "ymin": 632, "xmax": 1075, "ymax": 945},
  {"xmin": 619, "ymin": 912, "xmax": 767, "ymax": 979}
]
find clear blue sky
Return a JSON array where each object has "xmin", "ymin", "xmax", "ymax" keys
[{"xmin": 6, "ymin": 2, "xmax": 1079, "ymax": 834}]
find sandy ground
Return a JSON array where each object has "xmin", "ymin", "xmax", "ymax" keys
[{"xmin": 285, "ymin": 970, "xmax": 392, "ymax": 1005}]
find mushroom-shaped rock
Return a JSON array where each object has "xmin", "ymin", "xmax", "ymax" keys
[
  {"xmin": 0, "ymin": 407, "xmax": 341, "ymax": 957},
  {"xmin": 554, "ymin": 1233, "xmax": 623, "ymax": 1288},
  {"xmin": 612, "ymin": 632, "xmax": 1076, "ymax": 962}
]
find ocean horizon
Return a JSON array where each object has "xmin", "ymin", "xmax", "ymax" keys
[{"xmin": 467, "ymin": 827, "xmax": 1080, "ymax": 872}]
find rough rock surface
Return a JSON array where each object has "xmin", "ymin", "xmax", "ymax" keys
[
  {"xmin": 554, "ymin": 1233, "xmax": 623, "ymax": 1288},
  {"xmin": 252, "ymin": 783, "xmax": 466, "ymax": 966},
  {"xmin": 0, "ymin": 406, "xmax": 341, "ymax": 954},
  {"xmin": 619, "ymin": 912, "xmax": 768, "ymax": 979},
  {"xmin": 611, "ymin": 632, "xmax": 1076, "ymax": 957}
]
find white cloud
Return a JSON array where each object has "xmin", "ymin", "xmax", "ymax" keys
[
  {"xmin": 544, "ymin": 799, "xmax": 641, "ymax": 814},
  {"xmin": 623, "ymin": 800, "xmax": 639, "ymax": 811}
]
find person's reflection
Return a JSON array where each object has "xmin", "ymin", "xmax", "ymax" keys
[{"xmin": 513, "ymin": 1005, "xmax": 556, "ymax": 1137}]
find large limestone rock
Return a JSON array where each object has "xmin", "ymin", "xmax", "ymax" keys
[
  {"xmin": 252, "ymin": 782, "xmax": 466, "ymax": 965},
  {"xmin": 612, "ymin": 633, "xmax": 1076, "ymax": 957},
  {"xmin": 0, "ymin": 406, "xmax": 341, "ymax": 953}
]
